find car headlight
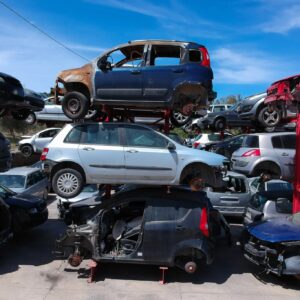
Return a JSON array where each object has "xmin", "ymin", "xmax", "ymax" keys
[
  {"xmin": 29, "ymin": 208, "xmax": 38, "ymax": 214},
  {"xmin": 241, "ymin": 104, "xmax": 253, "ymax": 113}
]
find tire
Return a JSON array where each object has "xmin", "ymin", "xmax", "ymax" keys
[
  {"xmin": 52, "ymin": 168, "xmax": 84, "ymax": 198},
  {"xmin": 20, "ymin": 144, "xmax": 34, "ymax": 158},
  {"xmin": 252, "ymin": 162, "xmax": 281, "ymax": 178},
  {"xmin": 214, "ymin": 118, "xmax": 226, "ymax": 131},
  {"xmin": 170, "ymin": 110, "xmax": 192, "ymax": 127},
  {"xmin": 24, "ymin": 112, "xmax": 36, "ymax": 125},
  {"xmin": 12, "ymin": 109, "xmax": 30, "ymax": 121},
  {"xmin": 258, "ymin": 106, "xmax": 281, "ymax": 128},
  {"xmin": 62, "ymin": 92, "xmax": 89, "ymax": 120}
]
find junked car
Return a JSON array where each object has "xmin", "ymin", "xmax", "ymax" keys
[
  {"xmin": 26, "ymin": 96, "xmax": 97, "ymax": 126},
  {"xmin": 55, "ymin": 186, "xmax": 231, "ymax": 275},
  {"xmin": 0, "ymin": 184, "xmax": 48, "ymax": 234},
  {"xmin": 241, "ymin": 213, "xmax": 300, "ymax": 277},
  {"xmin": 193, "ymin": 132, "xmax": 232, "ymax": 150},
  {"xmin": 205, "ymin": 171, "xmax": 252, "ymax": 217},
  {"xmin": 41, "ymin": 122, "xmax": 228, "ymax": 199},
  {"xmin": 231, "ymin": 132, "xmax": 295, "ymax": 181},
  {"xmin": 0, "ymin": 132, "xmax": 11, "ymax": 172},
  {"xmin": 0, "ymin": 167, "xmax": 48, "ymax": 200},
  {"xmin": 54, "ymin": 40, "xmax": 216, "ymax": 126},
  {"xmin": 18, "ymin": 127, "xmax": 61, "ymax": 157}
]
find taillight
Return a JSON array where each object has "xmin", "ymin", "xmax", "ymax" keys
[
  {"xmin": 199, "ymin": 207, "xmax": 209, "ymax": 237},
  {"xmin": 242, "ymin": 149, "xmax": 260, "ymax": 157},
  {"xmin": 199, "ymin": 46, "xmax": 210, "ymax": 68},
  {"xmin": 40, "ymin": 148, "xmax": 49, "ymax": 161},
  {"xmin": 193, "ymin": 141, "xmax": 200, "ymax": 148}
]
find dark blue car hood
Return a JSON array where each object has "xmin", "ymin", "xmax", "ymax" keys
[
  {"xmin": 5, "ymin": 193, "xmax": 44, "ymax": 209},
  {"xmin": 248, "ymin": 218, "xmax": 300, "ymax": 243}
]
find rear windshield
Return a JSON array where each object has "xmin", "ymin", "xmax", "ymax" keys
[{"xmin": 243, "ymin": 135, "xmax": 259, "ymax": 148}]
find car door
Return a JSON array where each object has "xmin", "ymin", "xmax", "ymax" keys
[
  {"xmin": 94, "ymin": 45, "xmax": 147, "ymax": 101},
  {"xmin": 34, "ymin": 129, "xmax": 60, "ymax": 152},
  {"xmin": 142, "ymin": 44, "xmax": 184, "ymax": 102},
  {"xmin": 122, "ymin": 124, "xmax": 177, "ymax": 183},
  {"xmin": 142, "ymin": 199, "xmax": 189, "ymax": 262},
  {"xmin": 78, "ymin": 123, "xmax": 125, "ymax": 183},
  {"xmin": 271, "ymin": 135, "xmax": 295, "ymax": 179}
]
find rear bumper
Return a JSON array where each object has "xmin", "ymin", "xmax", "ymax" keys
[{"xmin": 214, "ymin": 206, "xmax": 245, "ymax": 217}]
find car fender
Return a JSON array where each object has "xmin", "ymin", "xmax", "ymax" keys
[
  {"xmin": 171, "ymin": 238, "xmax": 215, "ymax": 265},
  {"xmin": 250, "ymin": 157, "xmax": 282, "ymax": 175}
]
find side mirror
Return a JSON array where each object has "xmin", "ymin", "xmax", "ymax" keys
[
  {"xmin": 167, "ymin": 142, "xmax": 176, "ymax": 150},
  {"xmin": 97, "ymin": 58, "xmax": 111, "ymax": 71}
]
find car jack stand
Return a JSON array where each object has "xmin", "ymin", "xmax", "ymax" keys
[
  {"xmin": 87, "ymin": 260, "xmax": 98, "ymax": 283},
  {"xmin": 159, "ymin": 266, "xmax": 168, "ymax": 285}
]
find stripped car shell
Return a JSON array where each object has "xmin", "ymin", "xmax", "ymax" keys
[{"xmin": 54, "ymin": 40, "xmax": 216, "ymax": 123}]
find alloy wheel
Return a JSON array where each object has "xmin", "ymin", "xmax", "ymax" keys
[{"xmin": 57, "ymin": 172, "xmax": 79, "ymax": 195}]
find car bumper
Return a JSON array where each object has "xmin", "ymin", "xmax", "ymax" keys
[
  {"xmin": 42, "ymin": 159, "xmax": 57, "ymax": 175},
  {"xmin": 214, "ymin": 206, "xmax": 245, "ymax": 217}
]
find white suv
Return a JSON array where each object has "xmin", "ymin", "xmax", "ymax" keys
[{"xmin": 41, "ymin": 123, "xmax": 227, "ymax": 198}]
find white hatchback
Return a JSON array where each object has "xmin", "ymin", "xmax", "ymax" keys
[{"xmin": 42, "ymin": 123, "xmax": 227, "ymax": 198}]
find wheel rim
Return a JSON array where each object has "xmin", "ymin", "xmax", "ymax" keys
[
  {"xmin": 21, "ymin": 146, "xmax": 32, "ymax": 157},
  {"xmin": 86, "ymin": 109, "xmax": 96, "ymax": 118},
  {"xmin": 173, "ymin": 111, "xmax": 189, "ymax": 123},
  {"xmin": 25, "ymin": 114, "xmax": 34, "ymax": 124},
  {"xmin": 263, "ymin": 110, "xmax": 279, "ymax": 126},
  {"xmin": 57, "ymin": 173, "xmax": 79, "ymax": 195},
  {"xmin": 68, "ymin": 98, "xmax": 81, "ymax": 114}
]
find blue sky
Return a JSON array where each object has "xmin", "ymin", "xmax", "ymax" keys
[{"xmin": 0, "ymin": 0, "xmax": 299, "ymax": 99}]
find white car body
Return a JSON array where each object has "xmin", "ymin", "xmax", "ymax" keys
[
  {"xmin": 19, "ymin": 128, "xmax": 61, "ymax": 154},
  {"xmin": 43, "ymin": 123, "xmax": 227, "ymax": 198},
  {"xmin": 193, "ymin": 133, "xmax": 232, "ymax": 149}
]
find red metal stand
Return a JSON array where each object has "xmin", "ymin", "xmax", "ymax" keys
[
  {"xmin": 220, "ymin": 130, "xmax": 225, "ymax": 140},
  {"xmin": 159, "ymin": 266, "xmax": 168, "ymax": 284},
  {"xmin": 163, "ymin": 109, "xmax": 171, "ymax": 134},
  {"xmin": 293, "ymin": 114, "xmax": 300, "ymax": 213},
  {"xmin": 87, "ymin": 260, "xmax": 98, "ymax": 283}
]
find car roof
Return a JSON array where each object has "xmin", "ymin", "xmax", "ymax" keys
[{"xmin": 0, "ymin": 167, "xmax": 41, "ymax": 176}]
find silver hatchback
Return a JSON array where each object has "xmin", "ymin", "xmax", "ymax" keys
[{"xmin": 231, "ymin": 132, "xmax": 295, "ymax": 181}]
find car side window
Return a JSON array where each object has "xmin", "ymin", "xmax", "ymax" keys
[
  {"xmin": 148, "ymin": 45, "xmax": 181, "ymax": 66},
  {"xmin": 124, "ymin": 126, "xmax": 168, "ymax": 148},
  {"xmin": 281, "ymin": 135, "xmax": 296, "ymax": 149},
  {"xmin": 271, "ymin": 136, "xmax": 283, "ymax": 149},
  {"xmin": 38, "ymin": 130, "xmax": 52, "ymax": 138},
  {"xmin": 82, "ymin": 124, "xmax": 120, "ymax": 146},
  {"xmin": 64, "ymin": 125, "xmax": 85, "ymax": 144}
]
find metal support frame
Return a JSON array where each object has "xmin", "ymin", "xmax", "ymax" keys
[
  {"xmin": 159, "ymin": 266, "xmax": 168, "ymax": 284},
  {"xmin": 87, "ymin": 260, "xmax": 98, "ymax": 283},
  {"xmin": 293, "ymin": 114, "xmax": 300, "ymax": 213}
]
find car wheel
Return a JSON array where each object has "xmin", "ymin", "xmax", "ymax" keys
[
  {"xmin": 184, "ymin": 261, "xmax": 197, "ymax": 274},
  {"xmin": 52, "ymin": 168, "xmax": 83, "ymax": 198},
  {"xmin": 12, "ymin": 109, "xmax": 30, "ymax": 121},
  {"xmin": 252, "ymin": 163, "xmax": 281, "ymax": 178},
  {"xmin": 214, "ymin": 118, "xmax": 226, "ymax": 131},
  {"xmin": 20, "ymin": 144, "xmax": 34, "ymax": 158},
  {"xmin": 24, "ymin": 112, "xmax": 36, "ymax": 125},
  {"xmin": 258, "ymin": 106, "xmax": 281, "ymax": 127},
  {"xmin": 62, "ymin": 92, "xmax": 89, "ymax": 120},
  {"xmin": 170, "ymin": 110, "xmax": 192, "ymax": 127}
]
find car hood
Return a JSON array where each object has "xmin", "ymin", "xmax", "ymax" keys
[
  {"xmin": 187, "ymin": 147, "xmax": 227, "ymax": 166},
  {"xmin": 247, "ymin": 218, "xmax": 300, "ymax": 243},
  {"xmin": 58, "ymin": 191, "xmax": 99, "ymax": 203},
  {"xmin": 19, "ymin": 137, "xmax": 34, "ymax": 144},
  {"xmin": 241, "ymin": 93, "xmax": 266, "ymax": 106},
  {"xmin": 6, "ymin": 193, "xmax": 44, "ymax": 208}
]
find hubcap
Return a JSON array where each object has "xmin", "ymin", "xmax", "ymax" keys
[
  {"xmin": 68, "ymin": 98, "xmax": 81, "ymax": 114},
  {"xmin": 173, "ymin": 111, "xmax": 189, "ymax": 123},
  {"xmin": 263, "ymin": 110, "xmax": 279, "ymax": 126},
  {"xmin": 57, "ymin": 173, "xmax": 79, "ymax": 195},
  {"xmin": 22, "ymin": 146, "xmax": 32, "ymax": 157},
  {"xmin": 26, "ymin": 114, "xmax": 34, "ymax": 123}
]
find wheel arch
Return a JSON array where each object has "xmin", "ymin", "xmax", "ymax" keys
[
  {"xmin": 64, "ymin": 82, "xmax": 91, "ymax": 101},
  {"xmin": 50, "ymin": 161, "xmax": 86, "ymax": 182},
  {"xmin": 251, "ymin": 159, "xmax": 282, "ymax": 177}
]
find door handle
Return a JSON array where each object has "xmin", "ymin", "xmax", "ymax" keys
[
  {"xmin": 126, "ymin": 149, "xmax": 138, "ymax": 153},
  {"xmin": 282, "ymin": 153, "xmax": 289, "ymax": 156},
  {"xmin": 172, "ymin": 68, "xmax": 184, "ymax": 73},
  {"xmin": 82, "ymin": 147, "xmax": 95, "ymax": 151},
  {"xmin": 131, "ymin": 70, "xmax": 141, "ymax": 75},
  {"xmin": 176, "ymin": 225, "xmax": 186, "ymax": 231}
]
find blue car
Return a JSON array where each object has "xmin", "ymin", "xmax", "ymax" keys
[
  {"xmin": 241, "ymin": 213, "xmax": 300, "ymax": 276},
  {"xmin": 55, "ymin": 40, "xmax": 216, "ymax": 126},
  {"xmin": 0, "ymin": 184, "xmax": 48, "ymax": 235}
]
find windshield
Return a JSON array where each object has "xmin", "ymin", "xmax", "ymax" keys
[
  {"xmin": 0, "ymin": 175, "xmax": 26, "ymax": 189},
  {"xmin": 82, "ymin": 184, "xmax": 98, "ymax": 193}
]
